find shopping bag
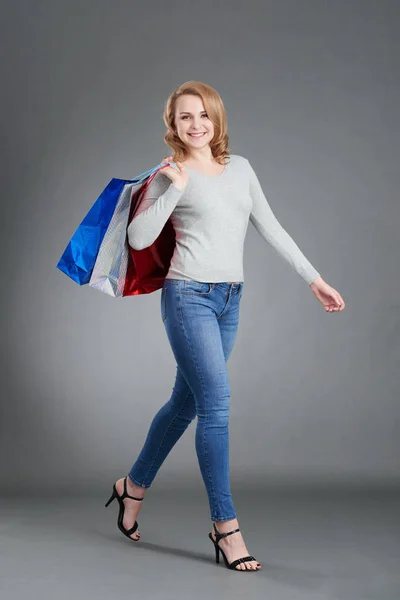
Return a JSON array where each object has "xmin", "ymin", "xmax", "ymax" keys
[
  {"xmin": 88, "ymin": 165, "xmax": 176, "ymax": 297},
  {"xmin": 123, "ymin": 180, "xmax": 176, "ymax": 296},
  {"xmin": 88, "ymin": 180, "xmax": 142, "ymax": 297},
  {"xmin": 56, "ymin": 164, "xmax": 163, "ymax": 285}
]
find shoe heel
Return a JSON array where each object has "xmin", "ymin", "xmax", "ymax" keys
[
  {"xmin": 209, "ymin": 532, "xmax": 220, "ymax": 563},
  {"xmin": 105, "ymin": 488, "xmax": 117, "ymax": 507}
]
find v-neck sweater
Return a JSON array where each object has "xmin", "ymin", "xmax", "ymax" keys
[{"xmin": 127, "ymin": 154, "xmax": 320, "ymax": 285}]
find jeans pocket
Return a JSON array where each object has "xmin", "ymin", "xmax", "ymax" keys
[
  {"xmin": 181, "ymin": 280, "xmax": 215, "ymax": 295},
  {"xmin": 161, "ymin": 286, "xmax": 168, "ymax": 322}
]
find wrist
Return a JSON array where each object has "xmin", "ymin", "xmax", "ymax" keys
[{"xmin": 309, "ymin": 275, "xmax": 323, "ymax": 286}]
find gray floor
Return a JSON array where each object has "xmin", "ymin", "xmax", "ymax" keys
[{"xmin": 1, "ymin": 486, "xmax": 399, "ymax": 600}]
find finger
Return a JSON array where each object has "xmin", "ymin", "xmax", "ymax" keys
[
  {"xmin": 336, "ymin": 293, "xmax": 345, "ymax": 307},
  {"xmin": 331, "ymin": 295, "xmax": 342, "ymax": 308}
]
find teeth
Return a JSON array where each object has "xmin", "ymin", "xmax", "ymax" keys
[{"xmin": 189, "ymin": 133, "xmax": 205, "ymax": 137}]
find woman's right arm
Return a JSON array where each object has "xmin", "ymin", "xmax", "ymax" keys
[{"xmin": 127, "ymin": 172, "xmax": 183, "ymax": 250}]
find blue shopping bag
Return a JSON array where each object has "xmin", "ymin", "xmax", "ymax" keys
[{"xmin": 56, "ymin": 163, "xmax": 164, "ymax": 285}]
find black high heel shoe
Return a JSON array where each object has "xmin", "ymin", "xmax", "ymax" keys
[
  {"xmin": 105, "ymin": 477, "xmax": 144, "ymax": 542},
  {"xmin": 208, "ymin": 523, "xmax": 261, "ymax": 571}
]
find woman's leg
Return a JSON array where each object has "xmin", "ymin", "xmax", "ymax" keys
[
  {"xmin": 159, "ymin": 279, "xmax": 243, "ymax": 521},
  {"xmin": 120, "ymin": 286, "xmax": 199, "ymax": 539}
]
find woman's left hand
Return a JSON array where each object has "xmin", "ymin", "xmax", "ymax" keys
[{"xmin": 309, "ymin": 276, "xmax": 345, "ymax": 312}]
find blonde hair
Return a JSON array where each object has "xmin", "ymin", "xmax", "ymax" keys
[{"xmin": 163, "ymin": 81, "xmax": 231, "ymax": 166}]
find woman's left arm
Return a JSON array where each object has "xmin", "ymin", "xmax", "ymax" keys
[{"xmin": 246, "ymin": 159, "xmax": 345, "ymax": 312}]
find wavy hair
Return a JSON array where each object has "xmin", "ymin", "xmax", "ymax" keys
[{"xmin": 163, "ymin": 81, "xmax": 231, "ymax": 166}]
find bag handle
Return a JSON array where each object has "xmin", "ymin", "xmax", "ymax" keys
[{"xmin": 131, "ymin": 162, "xmax": 170, "ymax": 183}]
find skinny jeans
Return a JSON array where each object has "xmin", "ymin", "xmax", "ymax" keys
[{"xmin": 128, "ymin": 278, "xmax": 244, "ymax": 522}]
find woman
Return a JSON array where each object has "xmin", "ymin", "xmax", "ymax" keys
[{"xmin": 105, "ymin": 81, "xmax": 345, "ymax": 572}]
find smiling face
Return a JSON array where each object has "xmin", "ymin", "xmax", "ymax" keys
[{"xmin": 174, "ymin": 94, "xmax": 215, "ymax": 153}]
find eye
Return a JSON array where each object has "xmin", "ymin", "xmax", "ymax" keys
[{"xmin": 181, "ymin": 114, "xmax": 208, "ymax": 119}]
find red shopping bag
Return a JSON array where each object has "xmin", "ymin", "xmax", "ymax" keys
[{"xmin": 123, "ymin": 166, "xmax": 176, "ymax": 296}]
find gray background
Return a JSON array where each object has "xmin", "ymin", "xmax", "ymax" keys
[
  {"xmin": 2, "ymin": 1, "xmax": 400, "ymax": 598},
  {"xmin": 1, "ymin": 0, "xmax": 399, "ymax": 496}
]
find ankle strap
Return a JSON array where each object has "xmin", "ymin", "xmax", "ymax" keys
[
  {"xmin": 123, "ymin": 477, "xmax": 144, "ymax": 501},
  {"xmin": 213, "ymin": 522, "xmax": 240, "ymax": 540}
]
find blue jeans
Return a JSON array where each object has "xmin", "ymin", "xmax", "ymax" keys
[{"xmin": 128, "ymin": 278, "xmax": 244, "ymax": 522}]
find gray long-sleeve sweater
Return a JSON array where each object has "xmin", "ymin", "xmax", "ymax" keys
[{"xmin": 127, "ymin": 154, "xmax": 320, "ymax": 285}]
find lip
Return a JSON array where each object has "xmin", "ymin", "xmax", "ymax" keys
[{"xmin": 188, "ymin": 132, "xmax": 206, "ymax": 136}]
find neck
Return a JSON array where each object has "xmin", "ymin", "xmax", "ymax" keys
[{"xmin": 185, "ymin": 148, "xmax": 215, "ymax": 163}]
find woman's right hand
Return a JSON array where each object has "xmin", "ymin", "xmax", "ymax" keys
[{"xmin": 159, "ymin": 155, "xmax": 189, "ymax": 192}]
